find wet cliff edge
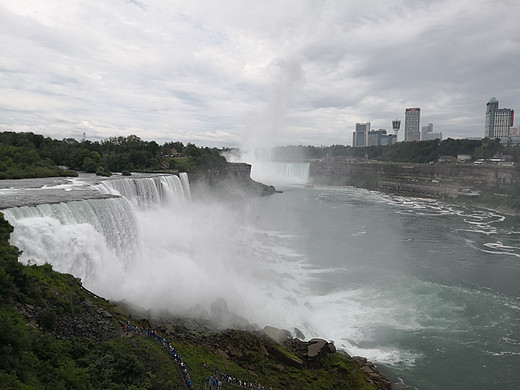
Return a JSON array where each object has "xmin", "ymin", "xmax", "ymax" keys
[{"xmin": 189, "ymin": 162, "xmax": 278, "ymax": 199}]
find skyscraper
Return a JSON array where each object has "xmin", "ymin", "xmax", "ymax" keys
[
  {"xmin": 485, "ymin": 97, "xmax": 514, "ymax": 139},
  {"xmin": 404, "ymin": 108, "xmax": 420, "ymax": 142},
  {"xmin": 422, "ymin": 123, "xmax": 442, "ymax": 141},
  {"xmin": 353, "ymin": 122, "xmax": 370, "ymax": 147}
]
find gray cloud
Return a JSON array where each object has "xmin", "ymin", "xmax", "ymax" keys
[{"xmin": 1, "ymin": 0, "xmax": 519, "ymax": 147}]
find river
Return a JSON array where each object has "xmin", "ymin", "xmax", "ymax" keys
[{"xmin": 1, "ymin": 168, "xmax": 519, "ymax": 390}]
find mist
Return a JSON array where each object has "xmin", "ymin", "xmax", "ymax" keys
[{"xmin": 4, "ymin": 174, "xmax": 319, "ymax": 336}]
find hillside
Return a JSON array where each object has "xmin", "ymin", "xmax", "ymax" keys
[{"xmin": 0, "ymin": 213, "xmax": 392, "ymax": 390}]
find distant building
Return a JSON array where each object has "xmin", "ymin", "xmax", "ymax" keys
[
  {"xmin": 353, "ymin": 122, "xmax": 370, "ymax": 147},
  {"xmin": 485, "ymin": 97, "xmax": 514, "ymax": 139},
  {"xmin": 421, "ymin": 123, "xmax": 443, "ymax": 141},
  {"xmin": 404, "ymin": 108, "xmax": 421, "ymax": 142},
  {"xmin": 457, "ymin": 154, "xmax": 472, "ymax": 162},
  {"xmin": 392, "ymin": 119, "xmax": 401, "ymax": 141},
  {"xmin": 382, "ymin": 133, "xmax": 397, "ymax": 146},
  {"xmin": 367, "ymin": 129, "xmax": 397, "ymax": 146}
]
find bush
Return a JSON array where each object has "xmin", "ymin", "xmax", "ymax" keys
[{"xmin": 95, "ymin": 166, "xmax": 111, "ymax": 177}]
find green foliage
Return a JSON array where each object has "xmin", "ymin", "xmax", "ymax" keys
[
  {"xmin": 0, "ymin": 213, "xmax": 185, "ymax": 389},
  {"xmin": 270, "ymin": 138, "xmax": 519, "ymax": 164},
  {"xmin": 0, "ymin": 131, "xmax": 231, "ymax": 178},
  {"xmin": 0, "ymin": 136, "xmax": 78, "ymax": 179},
  {"xmin": 96, "ymin": 166, "xmax": 112, "ymax": 177}
]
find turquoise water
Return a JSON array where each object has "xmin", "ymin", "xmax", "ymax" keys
[{"xmin": 247, "ymin": 185, "xmax": 520, "ymax": 390}]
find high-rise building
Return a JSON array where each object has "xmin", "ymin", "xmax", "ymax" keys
[
  {"xmin": 367, "ymin": 129, "xmax": 396, "ymax": 146},
  {"xmin": 422, "ymin": 123, "xmax": 443, "ymax": 141},
  {"xmin": 404, "ymin": 108, "xmax": 420, "ymax": 142},
  {"xmin": 367, "ymin": 129, "xmax": 394, "ymax": 146},
  {"xmin": 485, "ymin": 97, "xmax": 514, "ymax": 139},
  {"xmin": 353, "ymin": 122, "xmax": 370, "ymax": 147}
]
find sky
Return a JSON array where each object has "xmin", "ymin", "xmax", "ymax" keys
[{"xmin": 1, "ymin": 0, "xmax": 519, "ymax": 148}]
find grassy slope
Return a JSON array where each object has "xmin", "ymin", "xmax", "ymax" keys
[{"xmin": 0, "ymin": 213, "xmax": 381, "ymax": 390}]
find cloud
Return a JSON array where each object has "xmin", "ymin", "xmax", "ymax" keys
[{"xmin": 1, "ymin": 0, "xmax": 519, "ymax": 147}]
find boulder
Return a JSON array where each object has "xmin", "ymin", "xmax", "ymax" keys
[
  {"xmin": 305, "ymin": 338, "xmax": 336, "ymax": 368},
  {"xmin": 262, "ymin": 326, "xmax": 292, "ymax": 344}
]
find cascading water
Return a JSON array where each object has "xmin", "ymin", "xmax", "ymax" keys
[
  {"xmin": 2, "ymin": 173, "xmax": 317, "ymax": 335},
  {"xmin": 3, "ymin": 197, "xmax": 138, "ymax": 290},
  {"xmin": 250, "ymin": 162, "xmax": 310, "ymax": 185},
  {"xmin": 95, "ymin": 172, "xmax": 190, "ymax": 206}
]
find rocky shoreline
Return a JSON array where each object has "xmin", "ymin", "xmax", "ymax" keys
[{"xmin": 308, "ymin": 159, "xmax": 520, "ymax": 215}]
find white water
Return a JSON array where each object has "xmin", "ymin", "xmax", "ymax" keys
[
  {"xmin": 95, "ymin": 172, "xmax": 191, "ymax": 206},
  {"xmin": 251, "ymin": 162, "xmax": 310, "ymax": 185},
  {"xmin": 2, "ymin": 173, "xmax": 319, "ymax": 334}
]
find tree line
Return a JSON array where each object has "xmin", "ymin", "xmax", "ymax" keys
[
  {"xmin": 0, "ymin": 131, "xmax": 226, "ymax": 179},
  {"xmin": 270, "ymin": 138, "xmax": 520, "ymax": 164},
  {"xmin": 2, "ymin": 131, "xmax": 520, "ymax": 180}
]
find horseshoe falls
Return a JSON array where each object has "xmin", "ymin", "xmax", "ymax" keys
[
  {"xmin": 250, "ymin": 161, "xmax": 310, "ymax": 185},
  {"xmin": 2, "ymin": 172, "xmax": 520, "ymax": 390}
]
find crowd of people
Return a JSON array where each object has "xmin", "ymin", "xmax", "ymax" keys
[
  {"xmin": 120, "ymin": 320, "xmax": 275, "ymax": 390},
  {"xmin": 205, "ymin": 373, "xmax": 273, "ymax": 390},
  {"xmin": 121, "ymin": 321, "xmax": 193, "ymax": 388}
]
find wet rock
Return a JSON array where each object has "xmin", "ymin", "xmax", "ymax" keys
[
  {"xmin": 262, "ymin": 326, "xmax": 291, "ymax": 344},
  {"xmin": 305, "ymin": 338, "xmax": 336, "ymax": 368},
  {"xmin": 293, "ymin": 327, "xmax": 305, "ymax": 339}
]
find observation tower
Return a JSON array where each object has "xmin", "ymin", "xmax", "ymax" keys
[{"xmin": 392, "ymin": 119, "xmax": 401, "ymax": 141}]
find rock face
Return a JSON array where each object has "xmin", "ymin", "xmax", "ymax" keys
[
  {"xmin": 305, "ymin": 338, "xmax": 336, "ymax": 368},
  {"xmin": 263, "ymin": 325, "xmax": 292, "ymax": 344},
  {"xmin": 190, "ymin": 162, "xmax": 276, "ymax": 199},
  {"xmin": 309, "ymin": 159, "xmax": 520, "ymax": 198},
  {"xmin": 210, "ymin": 297, "xmax": 229, "ymax": 320},
  {"xmin": 352, "ymin": 356, "xmax": 394, "ymax": 390}
]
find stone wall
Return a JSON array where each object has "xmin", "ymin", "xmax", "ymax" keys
[{"xmin": 309, "ymin": 159, "xmax": 519, "ymax": 198}]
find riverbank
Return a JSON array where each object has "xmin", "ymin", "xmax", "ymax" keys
[{"xmin": 309, "ymin": 159, "xmax": 520, "ymax": 214}]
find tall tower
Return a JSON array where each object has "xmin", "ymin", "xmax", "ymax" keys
[
  {"xmin": 485, "ymin": 97, "xmax": 513, "ymax": 139},
  {"xmin": 404, "ymin": 108, "xmax": 420, "ymax": 142},
  {"xmin": 392, "ymin": 119, "xmax": 401, "ymax": 141}
]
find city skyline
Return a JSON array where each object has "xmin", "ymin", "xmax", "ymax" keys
[{"xmin": 1, "ymin": 1, "xmax": 519, "ymax": 148}]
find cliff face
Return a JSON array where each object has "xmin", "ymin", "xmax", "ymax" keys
[
  {"xmin": 189, "ymin": 162, "xmax": 276, "ymax": 198},
  {"xmin": 309, "ymin": 159, "xmax": 520, "ymax": 201}
]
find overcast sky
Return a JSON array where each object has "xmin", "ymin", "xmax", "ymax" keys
[{"xmin": 1, "ymin": 0, "xmax": 519, "ymax": 148}]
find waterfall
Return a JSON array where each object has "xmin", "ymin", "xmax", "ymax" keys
[
  {"xmin": 96, "ymin": 173, "xmax": 190, "ymax": 207},
  {"xmin": 3, "ymin": 197, "xmax": 139, "ymax": 285},
  {"xmin": 2, "ymin": 173, "xmax": 190, "ymax": 291},
  {"xmin": 250, "ymin": 162, "xmax": 310, "ymax": 185},
  {"xmin": 1, "ymin": 172, "xmax": 317, "ymax": 332}
]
